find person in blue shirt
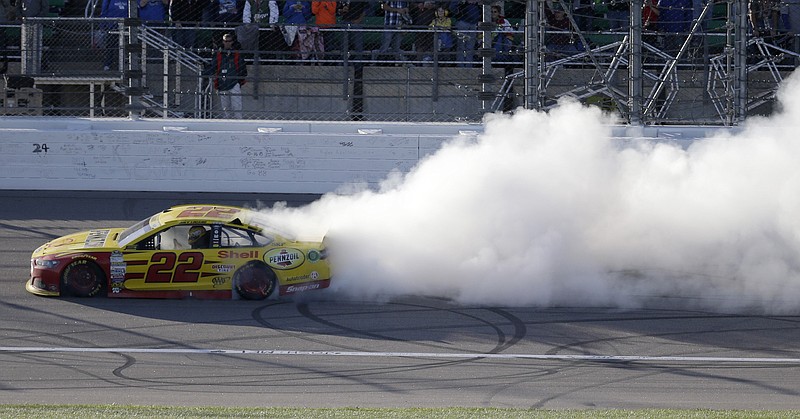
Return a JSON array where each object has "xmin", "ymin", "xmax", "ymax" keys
[
  {"xmin": 283, "ymin": 0, "xmax": 312, "ymax": 24},
  {"xmin": 138, "ymin": 0, "xmax": 168, "ymax": 22},
  {"xmin": 101, "ymin": 0, "xmax": 127, "ymax": 20},
  {"xmin": 212, "ymin": 0, "xmax": 244, "ymax": 23},
  {"xmin": 448, "ymin": 0, "xmax": 480, "ymax": 67},
  {"xmin": 282, "ymin": 0, "xmax": 312, "ymax": 52},
  {"xmin": 657, "ymin": 0, "xmax": 693, "ymax": 54},
  {"xmin": 100, "ymin": 0, "xmax": 128, "ymax": 70}
]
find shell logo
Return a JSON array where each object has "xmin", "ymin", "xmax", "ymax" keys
[{"xmin": 264, "ymin": 248, "xmax": 305, "ymax": 270}]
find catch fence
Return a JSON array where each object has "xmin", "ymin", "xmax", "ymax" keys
[{"xmin": 0, "ymin": 0, "xmax": 797, "ymax": 124}]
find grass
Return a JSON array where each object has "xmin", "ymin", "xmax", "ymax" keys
[{"xmin": 1, "ymin": 406, "xmax": 799, "ymax": 419}]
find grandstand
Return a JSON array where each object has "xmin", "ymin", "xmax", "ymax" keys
[{"xmin": 0, "ymin": 0, "xmax": 796, "ymax": 124}]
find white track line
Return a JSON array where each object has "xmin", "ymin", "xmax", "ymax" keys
[{"xmin": 1, "ymin": 347, "xmax": 799, "ymax": 363}]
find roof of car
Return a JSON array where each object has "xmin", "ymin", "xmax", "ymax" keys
[
  {"xmin": 157, "ymin": 205, "xmax": 256, "ymax": 228},
  {"xmin": 153, "ymin": 205, "xmax": 294, "ymax": 239}
]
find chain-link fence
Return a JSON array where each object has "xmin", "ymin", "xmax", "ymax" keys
[{"xmin": 0, "ymin": 0, "xmax": 797, "ymax": 124}]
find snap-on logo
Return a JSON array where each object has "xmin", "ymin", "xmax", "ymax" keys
[{"xmin": 264, "ymin": 248, "xmax": 305, "ymax": 270}]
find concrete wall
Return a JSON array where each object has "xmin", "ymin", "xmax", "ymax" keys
[
  {"xmin": 0, "ymin": 118, "xmax": 731, "ymax": 194},
  {"xmin": 167, "ymin": 65, "xmax": 502, "ymax": 122},
  {"xmin": 0, "ymin": 118, "xmax": 477, "ymax": 193}
]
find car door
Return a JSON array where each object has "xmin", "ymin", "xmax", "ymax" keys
[{"xmin": 120, "ymin": 224, "xmax": 215, "ymax": 292}]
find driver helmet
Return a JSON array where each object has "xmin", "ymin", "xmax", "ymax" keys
[{"xmin": 188, "ymin": 226, "xmax": 207, "ymax": 246}]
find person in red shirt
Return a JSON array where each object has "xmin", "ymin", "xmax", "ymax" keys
[
  {"xmin": 642, "ymin": 0, "xmax": 660, "ymax": 51},
  {"xmin": 643, "ymin": 0, "xmax": 660, "ymax": 31}
]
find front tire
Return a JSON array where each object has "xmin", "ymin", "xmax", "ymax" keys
[
  {"xmin": 61, "ymin": 260, "xmax": 105, "ymax": 297},
  {"xmin": 233, "ymin": 262, "xmax": 277, "ymax": 300}
]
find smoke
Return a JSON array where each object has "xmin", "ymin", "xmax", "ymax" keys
[{"xmin": 258, "ymin": 71, "xmax": 800, "ymax": 315}]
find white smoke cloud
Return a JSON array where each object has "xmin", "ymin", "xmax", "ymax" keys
[{"xmin": 259, "ymin": 71, "xmax": 800, "ymax": 314}]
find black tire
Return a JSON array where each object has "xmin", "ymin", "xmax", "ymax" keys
[
  {"xmin": 233, "ymin": 262, "xmax": 277, "ymax": 300},
  {"xmin": 61, "ymin": 259, "xmax": 105, "ymax": 297}
]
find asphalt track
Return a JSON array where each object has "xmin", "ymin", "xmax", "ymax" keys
[{"xmin": 1, "ymin": 191, "xmax": 799, "ymax": 409}]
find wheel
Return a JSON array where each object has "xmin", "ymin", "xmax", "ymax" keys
[
  {"xmin": 233, "ymin": 262, "xmax": 277, "ymax": 300},
  {"xmin": 61, "ymin": 260, "xmax": 105, "ymax": 297}
]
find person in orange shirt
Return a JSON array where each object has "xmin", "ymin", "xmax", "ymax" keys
[{"xmin": 312, "ymin": 1, "xmax": 338, "ymax": 59}]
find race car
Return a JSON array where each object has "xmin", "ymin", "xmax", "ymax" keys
[{"xmin": 27, "ymin": 204, "xmax": 331, "ymax": 300}]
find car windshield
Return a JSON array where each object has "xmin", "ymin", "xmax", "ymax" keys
[{"xmin": 117, "ymin": 215, "xmax": 159, "ymax": 247}]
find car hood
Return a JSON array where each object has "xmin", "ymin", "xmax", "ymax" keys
[{"xmin": 32, "ymin": 228, "xmax": 126, "ymax": 257}]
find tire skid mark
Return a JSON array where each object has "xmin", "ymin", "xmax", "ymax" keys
[
  {"xmin": 543, "ymin": 316, "xmax": 800, "ymax": 357},
  {"xmin": 111, "ymin": 353, "xmax": 137, "ymax": 380},
  {"xmin": 295, "ymin": 301, "xmax": 522, "ymax": 355},
  {"xmin": 485, "ymin": 308, "xmax": 527, "ymax": 353},
  {"xmin": 251, "ymin": 302, "xmax": 474, "ymax": 393},
  {"xmin": 527, "ymin": 362, "xmax": 800, "ymax": 409},
  {"xmin": 3, "ymin": 351, "xmax": 132, "ymax": 390}
]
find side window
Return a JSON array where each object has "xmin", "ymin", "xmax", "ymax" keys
[
  {"xmin": 159, "ymin": 225, "xmax": 188, "ymax": 250},
  {"xmin": 135, "ymin": 235, "xmax": 158, "ymax": 250},
  {"xmin": 219, "ymin": 226, "xmax": 273, "ymax": 248},
  {"xmin": 186, "ymin": 225, "xmax": 211, "ymax": 249},
  {"xmin": 132, "ymin": 225, "xmax": 213, "ymax": 250}
]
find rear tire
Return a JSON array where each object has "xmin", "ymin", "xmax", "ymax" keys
[
  {"xmin": 233, "ymin": 262, "xmax": 277, "ymax": 300},
  {"xmin": 61, "ymin": 260, "xmax": 105, "ymax": 297}
]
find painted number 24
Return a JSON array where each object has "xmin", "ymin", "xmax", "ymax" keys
[{"xmin": 33, "ymin": 143, "xmax": 49, "ymax": 153}]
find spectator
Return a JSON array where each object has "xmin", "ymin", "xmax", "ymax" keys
[
  {"xmin": 100, "ymin": 0, "xmax": 128, "ymax": 71},
  {"xmin": 448, "ymin": 0, "xmax": 480, "ymax": 67},
  {"xmin": 545, "ymin": 4, "xmax": 579, "ymax": 57},
  {"xmin": 604, "ymin": 0, "xmax": 629, "ymax": 31},
  {"xmin": 208, "ymin": 32, "xmax": 247, "ymax": 118},
  {"xmin": 428, "ymin": 3, "xmax": 454, "ymax": 63},
  {"xmin": 573, "ymin": 0, "xmax": 594, "ymax": 32},
  {"xmin": 139, "ymin": 0, "xmax": 169, "ymax": 23},
  {"xmin": 170, "ymin": 0, "xmax": 204, "ymax": 49},
  {"xmin": 0, "ymin": 0, "xmax": 14, "ymax": 73},
  {"xmin": 244, "ymin": 0, "xmax": 279, "ymax": 26},
  {"xmin": 491, "ymin": 5, "xmax": 514, "ymax": 66},
  {"xmin": 411, "ymin": 1, "xmax": 436, "ymax": 63},
  {"xmin": 283, "ymin": 0, "xmax": 322, "ymax": 61},
  {"xmin": 748, "ymin": 0, "xmax": 779, "ymax": 38},
  {"xmin": 788, "ymin": 0, "xmax": 800, "ymax": 36},
  {"xmin": 312, "ymin": 0, "xmax": 338, "ymax": 57},
  {"xmin": 211, "ymin": 0, "xmax": 245, "ymax": 24},
  {"xmin": 375, "ymin": 0, "xmax": 410, "ymax": 63},
  {"xmin": 643, "ymin": 0, "xmax": 660, "ymax": 31},
  {"xmin": 657, "ymin": 0, "xmax": 692, "ymax": 52},
  {"xmin": 16, "ymin": 0, "xmax": 49, "ymax": 19},
  {"xmin": 642, "ymin": 0, "xmax": 660, "ymax": 51},
  {"xmin": 338, "ymin": 0, "xmax": 368, "ymax": 59},
  {"xmin": 242, "ymin": 0, "xmax": 283, "ymax": 58}
]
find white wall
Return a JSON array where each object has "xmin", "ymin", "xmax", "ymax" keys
[{"xmin": 0, "ymin": 118, "xmax": 730, "ymax": 194}]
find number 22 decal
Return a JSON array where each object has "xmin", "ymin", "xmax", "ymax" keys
[{"xmin": 145, "ymin": 252, "xmax": 204, "ymax": 283}]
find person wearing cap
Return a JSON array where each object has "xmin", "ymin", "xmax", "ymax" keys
[{"xmin": 208, "ymin": 32, "xmax": 248, "ymax": 118}]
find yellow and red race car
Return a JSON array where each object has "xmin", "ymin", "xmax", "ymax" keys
[{"xmin": 27, "ymin": 205, "xmax": 331, "ymax": 300}]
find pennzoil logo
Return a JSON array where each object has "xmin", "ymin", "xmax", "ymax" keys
[{"xmin": 264, "ymin": 248, "xmax": 304, "ymax": 270}]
